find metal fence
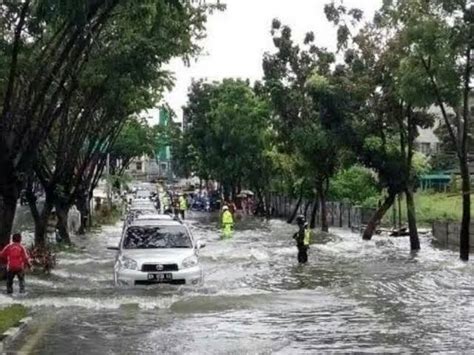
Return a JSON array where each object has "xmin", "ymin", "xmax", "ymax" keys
[{"xmin": 265, "ymin": 192, "xmax": 375, "ymax": 230}]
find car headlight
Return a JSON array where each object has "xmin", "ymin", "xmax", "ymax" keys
[
  {"xmin": 182, "ymin": 256, "xmax": 198, "ymax": 269},
  {"xmin": 120, "ymin": 256, "xmax": 138, "ymax": 270}
]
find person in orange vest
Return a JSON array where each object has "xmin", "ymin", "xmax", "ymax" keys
[{"xmin": 0, "ymin": 233, "xmax": 31, "ymax": 294}]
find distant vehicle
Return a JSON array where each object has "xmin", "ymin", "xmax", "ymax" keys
[
  {"xmin": 125, "ymin": 206, "xmax": 157, "ymax": 225},
  {"xmin": 135, "ymin": 213, "xmax": 183, "ymax": 224},
  {"xmin": 135, "ymin": 213, "xmax": 172, "ymax": 220},
  {"xmin": 130, "ymin": 200, "xmax": 155, "ymax": 208},
  {"xmin": 135, "ymin": 190, "xmax": 151, "ymax": 200},
  {"xmin": 109, "ymin": 219, "xmax": 204, "ymax": 286}
]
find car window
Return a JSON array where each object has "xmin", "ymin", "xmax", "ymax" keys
[{"xmin": 123, "ymin": 226, "xmax": 192, "ymax": 249}]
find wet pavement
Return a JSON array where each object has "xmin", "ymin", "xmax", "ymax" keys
[{"xmin": 1, "ymin": 212, "xmax": 474, "ymax": 354}]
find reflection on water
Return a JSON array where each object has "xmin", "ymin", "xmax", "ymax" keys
[{"xmin": 3, "ymin": 213, "xmax": 474, "ymax": 354}]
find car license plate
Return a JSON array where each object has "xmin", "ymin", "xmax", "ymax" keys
[{"xmin": 147, "ymin": 273, "xmax": 173, "ymax": 281}]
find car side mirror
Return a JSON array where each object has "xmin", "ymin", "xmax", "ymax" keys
[
  {"xmin": 107, "ymin": 246, "xmax": 119, "ymax": 251},
  {"xmin": 196, "ymin": 240, "xmax": 206, "ymax": 249}
]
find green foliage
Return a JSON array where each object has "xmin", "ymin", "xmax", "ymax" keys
[
  {"xmin": 263, "ymin": 21, "xmax": 346, "ymax": 204},
  {"xmin": 107, "ymin": 173, "xmax": 132, "ymax": 193},
  {"xmin": 173, "ymin": 79, "xmax": 272, "ymax": 195},
  {"xmin": 449, "ymin": 174, "xmax": 462, "ymax": 194},
  {"xmin": 0, "ymin": 0, "xmax": 221, "ymax": 245},
  {"xmin": 329, "ymin": 165, "xmax": 380, "ymax": 205},
  {"xmin": 431, "ymin": 152, "xmax": 457, "ymax": 171},
  {"xmin": 412, "ymin": 152, "xmax": 431, "ymax": 177},
  {"xmin": 402, "ymin": 192, "xmax": 474, "ymax": 225},
  {"xmin": 110, "ymin": 118, "xmax": 154, "ymax": 172}
]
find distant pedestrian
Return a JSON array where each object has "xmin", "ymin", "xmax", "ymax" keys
[
  {"xmin": 0, "ymin": 234, "xmax": 31, "ymax": 294},
  {"xmin": 241, "ymin": 198, "xmax": 248, "ymax": 215},
  {"xmin": 221, "ymin": 205, "xmax": 234, "ymax": 239},
  {"xmin": 68, "ymin": 205, "xmax": 81, "ymax": 234},
  {"xmin": 247, "ymin": 198, "xmax": 254, "ymax": 215},
  {"xmin": 179, "ymin": 194, "xmax": 187, "ymax": 220}
]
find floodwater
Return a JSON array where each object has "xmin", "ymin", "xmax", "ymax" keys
[{"xmin": 2, "ymin": 213, "xmax": 474, "ymax": 354}]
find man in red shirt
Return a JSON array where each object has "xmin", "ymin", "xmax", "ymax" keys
[{"xmin": 0, "ymin": 234, "xmax": 31, "ymax": 294}]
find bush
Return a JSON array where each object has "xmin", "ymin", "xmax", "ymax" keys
[
  {"xmin": 329, "ymin": 165, "xmax": 380, "ymax": 205},
  {"xmin": 28, "ymin": 246, "xmax": 57, "ymax": 274}
]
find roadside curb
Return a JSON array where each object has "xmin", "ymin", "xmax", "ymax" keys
[{"xmin": 0, "ymin": 316, "xmax": 32, "ymax": 353}]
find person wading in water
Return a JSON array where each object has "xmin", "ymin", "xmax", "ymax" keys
[{"xmin": 292, "ymin": 215, "xmax": 311, "ymax": 263}]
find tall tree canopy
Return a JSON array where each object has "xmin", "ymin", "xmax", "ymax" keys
[
  {"xmin": 0, "ymin": 0, "xmax": 223, "ymax": 246},
  {"xmin": 174, "ymin": 78, "xmax": 271, "ymax": 200}
]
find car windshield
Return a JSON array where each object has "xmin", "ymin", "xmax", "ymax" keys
[{"xmin": 123, "ymin": 226, "xmax": 192, "ymax": 249}]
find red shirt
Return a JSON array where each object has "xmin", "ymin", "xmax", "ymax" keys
[{"xmin": 0, "ymin": 242, "xmax": 30, "ymax": 272}]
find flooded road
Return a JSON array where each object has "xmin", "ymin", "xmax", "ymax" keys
[{"xmin": 2, "ymin": 213, "xmax": 474, "ymax": 354}]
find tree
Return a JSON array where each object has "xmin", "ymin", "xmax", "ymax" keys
[
  {"xmin": 175, "ymin": 79, "xmax": 271, "ymax": 201},
  {"xmin": 7, "ymin": 0, "xmax": 222, "ymax": 246},
  {"xmin": 329, "ymin": 165, "xmax": 379, "ymax": 205},
  {"xmin": 110, "ymin": 118, "xmax": 154, "ymax": 176},
  {"xmin": 263, "ymin": 20, "xmax": 347, "ymax": 232},
  {"xmin": 0, "ymin": 0, "xmax": 124, "ymax": 247},
  {"xmin": 324, "ymin": 1, "xmax": 439, "ymax": 249},
  {"xmin": 377, "ymin": 0, "xmax": 473, "ymax": 260}
]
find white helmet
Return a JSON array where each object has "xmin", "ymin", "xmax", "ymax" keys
[{"xmin": 222, "ymin": 206, "xmax": 229, "ymax": 211}]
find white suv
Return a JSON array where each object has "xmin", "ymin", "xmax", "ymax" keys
[{"xmin": 109, "ymin": 219, "xmax": 204, "ymax": 286}]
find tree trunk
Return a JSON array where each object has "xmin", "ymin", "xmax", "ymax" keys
[
  {"xmin": 231, "ymin": 184, "xmax": 237, "ymax": 201},
  {"xmin": 287, "ymin": 193, "xmax": 303, "ymax": 224},
  {"xmin": 398, "ymin": 194, "xmax": 402, "ymax": 230},
  {"xmin": 55, "ymin": 203, "xmax": 71, "ymax": 244},
  {"xmin": 460, "ymin": 164, "xmax": 470, "ymax": 261},
  {"xmin": 304, "ymin": 200, "xmax": 311, "ymax": 219},
  {"xmin": 33, "ymin": 200, "xmax": 53, "ymax": 248},
  {"xmin": 318, "ymin": 186, "xmax": 329, "ymax": 233},
  {"xmin": 0, "ymin": 188, "xmax": 18, "ymax": 248},
  {"xmin": 362, "ymin": 192, "xmax": 396, "ymax": 241},
  {"xmin": 459, "ymin": 44, "xmax": 471, "ymax": 261},
  {"xmin": 405, "ymin": 187, "xmax": 420, "ymax": 251},
  {"xmin": 310, "ymin": 199, "xmax": 318, "ymax": 229},
  {"xmin": 76, "ymin": 194, "xmax": 90, "ymax": 235},
  {"xmin": 223, "ymin": 184, "xmax": 230, "ymax": 202}
]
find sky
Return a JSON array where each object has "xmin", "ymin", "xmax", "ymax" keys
[{"xmin": 157, "ymin": 0, "xmax": 383, "ymax": 122}]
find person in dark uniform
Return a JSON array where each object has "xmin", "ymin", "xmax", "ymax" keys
[{"xmin": 293, "ymin": 215, "xmax": 311, "ymax": 264}]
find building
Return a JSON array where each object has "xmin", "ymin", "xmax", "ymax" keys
[
  {"xmin": 414, "ymin": 106, "xmax": 442, "ymax": 156},
  {"xmin": 125, "ymin": 156, "xmax": 160, "ymax": 181},
  {"xmin": 123, "ymin": 106, "xmax": 176, "ymax": 181},
  {"xmin": 416, "ymin": 127, "xmax": 440, "ymax": 156},
  {"xmin": 155, "ymin": 108, "xmax": 173, "ymax": 180}
]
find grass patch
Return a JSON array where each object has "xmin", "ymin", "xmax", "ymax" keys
[
  {"xmin": 0, "ymin": 305, "xmax": 27, "ymax": 335},
  {"xmin": 382, "ymin": 192, "xmax": 474, "ymax": 227},
  {"xmin": 414, "ymin": 193, "xmax": 471, "ymax": 224}
]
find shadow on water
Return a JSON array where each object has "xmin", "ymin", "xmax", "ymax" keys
[{"xmin": 3, "ymin": 211, "xmax": 474, "ymax": 354}]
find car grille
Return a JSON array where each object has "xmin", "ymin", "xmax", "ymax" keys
[
  {"xmin": 141, "ymin": 264, "xmax": 179, "ymax": 272},
  {"xmin": 135, "ymin": 280, "xmax": 185, "ymax": 286}
]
